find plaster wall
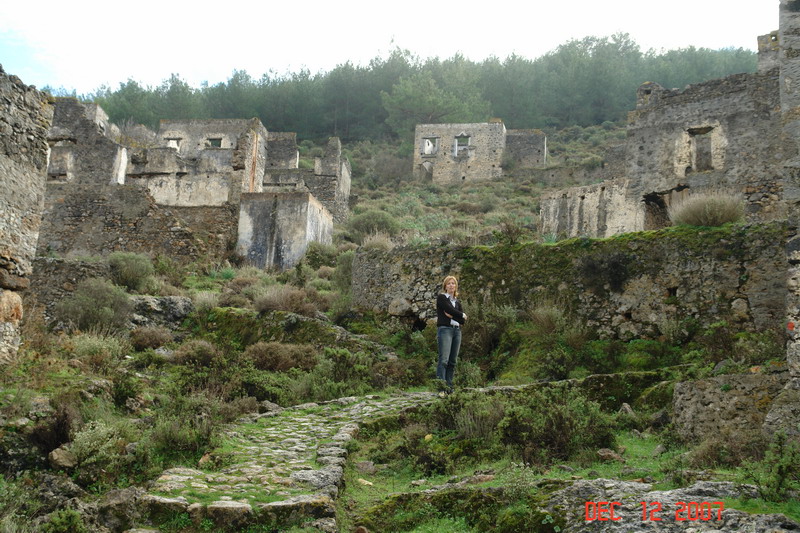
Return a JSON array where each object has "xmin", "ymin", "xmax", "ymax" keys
[
  {"xmin": 539, "ymin": 179, "xmax": 642, "ymax": 238},
  {"xmin": 134, "ymin": 174, "xmax": 231, "ymax": 206},
  {"xmin": 237, "ymin": 191, "xmax": 333, "ymax": 270}
]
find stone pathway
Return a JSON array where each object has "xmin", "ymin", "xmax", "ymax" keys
[{"xmin": 140, "ymin": 391, "xmax": 441, "ymax": 531}]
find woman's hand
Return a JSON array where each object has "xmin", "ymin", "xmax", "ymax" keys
[{"xmin": 444, "ymin": 312, "xmax": 453, "ymax": 319}]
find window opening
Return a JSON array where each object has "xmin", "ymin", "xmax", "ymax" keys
[
  {"xmin": 421, "ymin": 137, "xmax": 440, "ymax": 155},
  {"xmin": 687, "ymin": 127, "xmax": 713, "ymax": 172},
  {"xmin": 453, "ymin": 135, "xmax": 471, "ymax": 157},
  {"xmin": 166, "ymin": 138, "xmax": 182, "ymax": 150},
  {"xmin": 208, "ymin": 138, "xmax": 223, "ymax": 148}
]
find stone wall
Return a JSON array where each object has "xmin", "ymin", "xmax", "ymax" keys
[
  {"xmin": 24, "ymin": 258, "xmax": 111, "ymax": 322},
  {"xmin": 307, "ymin": 138, "xmax": 351, "ymax": 223},
  {"xmin": 758, "ymin": 31, "xmax": 780, "ymax": 73},
  {"xmin": 158, "ymin": 119, "xmax": 252, "ymax": 158},
  {"xmin": 413, "ymin": 122, "xmax": 506, "ymax": 184},
  {"xmin": 673, "ymin": 370, "xmax": 788, "ymax": 442},
  {"xmin": 237, "ymin": 190, "xmax": 333, "ymax": 270},
  {"xmin": 48, "ymin": 98, "xmax": 127, "ymax": 185},
  {"xmin": 352, "ymin": 223, "xmax": 787, "ymax": 340},
  {"xmin": 230, "ymin": 119, "xmax": 268, "ymax": 201},
  {"xmin": 267, "ymin": 132, "xmax": 299, "ymax": 169},
  {"xmin": 765, "ymin": 0, "xmax": 800, "ymax": 438},
  {"xmin": 0, "ymin": 66, "xmax": 52, "ymax": 362},
  {"xmin": 127, "ymin": 155, "xmax": 233, "ymax": 206},
  {"xmin": 37, "ymin": 184, "xmax": 203, "ymax": 259},
  {"xmin": 505, "ymin": 129, "xmax": 547, "ymax": 168}
]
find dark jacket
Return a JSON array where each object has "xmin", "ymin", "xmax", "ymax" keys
[{"xmin": 436, "ymin": 293, "xmax": 465, "ymax": 327}]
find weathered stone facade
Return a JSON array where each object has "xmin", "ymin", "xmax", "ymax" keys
[
  {"xmin": 352, "ymin": 223, "xmax": 787, "ymax": 340},
  {"xmin": 39, "ymin": 100, "xmax": 348, "ymax": 270},
  {"xmin": 538, "ymin": 10, "xmax": 799, "ymax": 240},
  {"xmin": 412, "ymin": 121, "xmax": 546, "ymax": 184},
  {"xmin": 0, "ymin": 66, "xmax": 52, "ymax": 362},
  {"xmin": 540, "ymin": 66, "xmax": 784, "ymax": 238},
  {"xmin": 237, "ymin": 190, "xmax": 333, "ymax": 270}
]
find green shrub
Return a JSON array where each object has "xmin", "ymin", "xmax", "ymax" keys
[
  {"xmin": 304, "ymin": 241, "xmax": 338, "ymax": 269},
  {"xmin": 108, "ymin": 252, "xmax": 155, "ymax": 292},
  {"xmin": 112, "ymin": 372, "xmax": 142, "ymax": 408},
  {"xmin": 669, "ymin": 192, "xmax": 744, "ymax": 227},
  {"xmin": 745, "ymin": 432, "xmax": 800, "ymax": 502},
  {"xmin": 361, "ymin": 232, "xmax": 395, "ymax": 251},
  {"xmin": 321, "ymin": 347, "xmax": 371, "ymax": 383},
  {"xmin": 0, "ymin": 474, "xmax": 42, "ymax": 532},
  {"xmin": 173, "ymin": 340, "xmax": 223, "ymax": 368},
  {"xmin": 497, "ymin": 387, "xmax": 615, "ymax": 465},
  {"xmin": 463, "ymin": 303, "xmax": 518, "ymax": 362},
  {"xmin": 346, "ymin": 209, "xmax": 401, "ymax": 243},
  {"xmin": 42, "ymin": 509, "xmax": 87, "ymax": 533},
  {"xmin": 689, "ymin": 428, "xmax": 767, "ymax": 469},
  {"xmin": 332, "ymin": 250, "xmax": 355, "ymax": 293},
  {"xmin": 253, "ymin": 285, "xmax": 317, "ymax": 316},
  {"xmin": 68, "ymin": 332, "xmax": 130, "ymax": 371},
  {"xmin": 129, "ymin": 326, "xmax": 173, "ymax": 351},
  {"xmin": 217, "ymin": 292, "xmax": 251, "ymax": 309},
  {"xmin": 454, "ymin": 359, "xmax": 486, "ymax": 388},
  {"xmin": 149, "ymin": 415, "xmax": 215, "ymax": 460},
  {"xmin": 28, "ymin": 392, "xmax": 83, "ymax": 454},
  {"xmin": 53, "ymin": 278, "xmax": 132, "ymax": 332},
  {"xmin": 242, "ymin": 341, "xmax": 317, "ymax": 372},
  {"xmin": 146, "ymin": 392, "xmax": 228, "ymax": 461},
  {"xmin": 69, "ymin": 420, "xmax": 137, "ymax": 487},
  {"xmin": 192, "ymin": 291, "xmax": 220, "ymax": 313},
  {"xmin": 454, "ymin": 396, "xmax": 505, "ymax": 440}
]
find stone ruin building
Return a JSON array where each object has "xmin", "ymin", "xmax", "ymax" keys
[
  {"xmin": 41, "ymin": 100, "xmax": 351, "ymax": 270},
  {"xmin": 0, "ymin": 66, "xmax": 52, "ymax": 363},
  {"xmin": 538, "ymin": 26, "xmax": 787, "ymax": 238},
  {"xmin": 412, "ymin": 120, "xmax": 546, "ymax": 184}
]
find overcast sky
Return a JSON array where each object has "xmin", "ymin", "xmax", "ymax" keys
[{"xmin": 0, "ymin": 0, "xmax": 779, "ymax": 95}]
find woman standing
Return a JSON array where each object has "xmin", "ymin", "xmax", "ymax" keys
[{"xmin": 436, "ymin": 275, "xmax": 467, "ymax": 394}]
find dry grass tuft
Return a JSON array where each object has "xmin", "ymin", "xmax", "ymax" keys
[{"xmin": 668, "ymin": 192, "xmax": 744, "ymax": 227}]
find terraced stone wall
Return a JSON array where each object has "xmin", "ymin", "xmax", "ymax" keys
[{"xmin": 352, "ymin": 223, "xmax": 788, "ymax": 340}]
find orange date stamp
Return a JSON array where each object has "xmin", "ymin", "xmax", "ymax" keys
[{"xmin": 585, "ymin": 501, "xmax": 724, "ymax": 522}]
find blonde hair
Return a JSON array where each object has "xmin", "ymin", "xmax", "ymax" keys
[{"xmin": 441, "ymin": 275, "xmax": 459, "ymax": 298}]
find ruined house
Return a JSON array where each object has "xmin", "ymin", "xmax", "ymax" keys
[
  {"xmin": 0, "ymin": 66, "xmax": 53, "ymax": 362},
  {"xmin": 412, "ymin": 120, "xmax": 546, "ymax": 184},
  {"xmin": 39, "ymin": 100, "xmax": 350, "ymax": 270},
  {"xmin": 539, "ymin": 27, "xmax": 787, "ymax": 238}
]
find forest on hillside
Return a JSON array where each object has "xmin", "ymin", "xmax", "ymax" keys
[{"xmin": 63, "ymin": 34, "xmax": 757, "ymax": 142}]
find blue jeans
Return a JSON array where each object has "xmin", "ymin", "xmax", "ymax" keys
[{"xmin": 436, "ymin": 326, "xmax": 461, "ymax": 388}]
